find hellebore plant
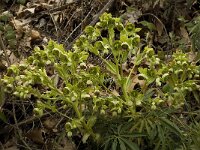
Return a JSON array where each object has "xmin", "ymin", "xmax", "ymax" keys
[{"xmin": 1, "ymin": 13, "xmax": 200, "ymax": 149}]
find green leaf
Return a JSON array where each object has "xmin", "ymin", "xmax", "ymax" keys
[
  {"xmin": 138, "ymin": 68, "xmax": 155, "ymax": 84},
  {"xmin": 103, "ymin": 138, "xmax": 112, "ymax": 150},
  {"xmin": 85, "ymin": 26, "xmax": 94, "ymax": 35},
  {"xmin": 120, "ymin": 29, "xmax": 128, "ymax": 42},
  {"xmin": 105, "ymin": 61, "xmax": 117, "ymax": 75},
  {"xmin": 139, "ymin": 21, "xmax": 156, "ymax": 31},
  {"xmin": 159, "ymin": 117, "xmax": 182, "ymax": 136},
  {"xmin": 87, "ymin": 116, "xmax": 97, "ymax": 128},
  {"xmin": 108, "ymin": 27, "xmax": 115, "ymax": 44},
  {"xmin": 111, "ymin": 139, "xmax": 118, "ymax": 150},
  {"xmin": 145, "ymin": 120, "xmax": 151, "ymax": 137},
  {"xmin": 0, "ymin": 111, "xmax": 7, "ymax": 123},
  {"xmin": 138, "ymin": 68, "xmax": 148, "ymax": 79},
  {"xmin": 120, "ymin": 133, "xmax": 146, "ymax": 138},
  {"xmin": 8, "ymin": 39, "xmax": 17, "ymax": 48},
  {"xmin": 192, "ymin": 91, "xmax": 200, "ymax": 103},
  {"xmin": 125, "ymin": 22, "xmax": 135, "ymax": 32},
  {"xmin": 0, "ymin": 23, "xmax": 4, "ymax": 31},
  {"xmin": 5, "ymin": 32, "xmax": 15, "ymax": 40},
  {"xmin": 157, "ymin": 125, "xmax": 165, "ymax": 149},
  {"xmin": 0, "ymin": 11, "xmax": 12, "ymax": 22},
  {"xmin": 119, "ymin": 139, "xmax": 127, "ymax": 150},
  {"xmin": 89, "ymin": 45, "xmax": 99, "ymax": 55},
  {"xmin": 82, "ymin": 133, "xmax": 90, "ymax": 143},
  {"xmin": 162, "ymin": 84, "xmax": 174, "ymax": 93},
  {"xmin": 134, "ymin": 53, "xmax": 144, "ymax": 66},
  {"xmin": 120, "ymin": 137, "xmax": 140, "ymax": 150}
]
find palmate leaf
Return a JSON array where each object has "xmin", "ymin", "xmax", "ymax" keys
[
  {"xmin": 119, "ymin": 138, "xmax": 127, "ymax": 150},
  {"xmin": 103, "ymin": 123, "xmax": 144, "ymax": 150},
  {"xmin": 111, "ymin": 139, "xmax": 118, "ymax": 150},
  {"xmin": 192, "ymin": 90, "xmax": 200, "ymax": 103},
  {"xmin": 159, "ymin": 117, "xmax": 182, "ymax": 137},
  {"xmin": 120, "ymin": 137, "xmax": 140, "ymax": 150},
  {"xmin": 120, "ymin": 133, "xmax": 146, "ymax": 138},
  {"xmin": 157, "ymin": 124, "xmax": 166, "ymax": 150},
  {"xmin": 103, "ymin": 137, "xmax": 112, "ymax": 150},
  {"xmin": 103, "ymin": 137, "xmax": 140, "ymax": 150}
]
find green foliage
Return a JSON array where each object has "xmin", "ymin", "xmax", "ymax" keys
[
  {"xmin": 0, "ymin": 11, "xmax": 17, "ymax": 48},
  {"xmin": 158, "ymin": 51, "xmax": 200, "ymax": 107},
  {"xmin": 189, "ymin": 122, "xmax": 200, "ymax": 150},
  {"xmin": 102, "ymin": 124, "xmax": 144, "ymax": 150},
  {"xmin": 186, "ymin": 16, "xmax": 200, "ymax": 51},
  {"xmin": 1, "ymin": 13, "xmax": 200, "ymax": 149}
]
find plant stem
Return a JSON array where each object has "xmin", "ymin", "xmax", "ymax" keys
[
  {"xmin": 124, "ymin": 64, "xmax": 136, "ymax": 113},
  {"xmin": 72, "ymin": 103, "xmax": 96, "ymax": 140},
  {"xmin": 122, "ymin": 82, "xmax": 129, "ymax": 102}
]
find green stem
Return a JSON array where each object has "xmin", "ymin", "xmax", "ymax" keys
[
  {"xmin": 72, "ymin": 102, "xmax": 82, "ymax": 118},
  {"xmin": 113, "ymin": 55, "xmax": 131, "ymax": 104},
  {"xmin": 72, "ymin": 103, "xmax": 96, "ymax": 140},
  {"xmin": 122, "ymin": 82, "xmax": 129, "ymax": 102},
  {"xmin": 124, "ymin": 65, "xmax": 136, "ymax": 113},
  {"xmin": 126, "ymin": 64, "xmax": 136, "ymax": 88},
  {"xmin": 114, "ymin": 55, "xmax": 121, "ymax": 81}
]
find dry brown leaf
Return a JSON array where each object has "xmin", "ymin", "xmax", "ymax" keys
[
  {"xmin": 31, "ymin": 29, "xmax": 41, "ymax": 40},
  {"xmin": 9, "ymin": 53, "xmax": 18, "ymax": 64},
  {"xmin": 13, "ymin": 16, "xmax": 31, "ymax": 39},
  {"xmin": 16, "ymin": 5, "xmax": 25, "ymax": 16},
  {"xmin": 37, "ymin": 18, "xmax": 46, "ymax": 28},
  {"xmin": 2, "ymin": 138, "xmax": 17, "ymax": 149},
  {"xmin": 111, "ymin": 89, "xmax": 120, "ymax": 97},
  {"xmin": 20, "ymin": 34, "xmax": 31, "ymax": 48},
  {"xmin": 43, "ymin": 118, "xmax": 57, "ymax": 130},
  {"xmin": 122, "ymin": 8, "xmax": 142, "ymax": 24},
  {"xmin": 66, "ymin": 0, "xmax": 74, "ymax": 3},
  {"xmin": 40, "ymin": 3, "xmax": 54, "ymax": 9},
  {"xmin": 53, "ymin": 14, "xmax": 60, "ymax": 22},
  {"xmin": 188, "ymin": 51, "xmax": 197, "ymax": 62},
  {"xmin": 128, "ymin": 75, "xmax": 146, "ymax": 92},
  {"xmin": 25, "ymin": 128, "xmax": 45, "ymax": 144},
  {"xmin": 25, "ymin": 37, "xmax": 32, "ymax": 48},
  {"xmin": 55, "ymin": 138, "xmax": 75, "ymax": 150},
  {"xmin": 122, "ymin": 62, "xmax": 129, "ymax": 73},
  {"xmin": 11, "ymin": 18, "xmax": 23, "ymax": 31},
  {"xmin": 155, "ymin": 20, "xmax": 164, "ymax": 36},
  {"xmin": 4, "ymin": 146, "xmax": 19, "ymax": 150},
  {"xmin": 0, "ymin": 61, "xmax": 7, "ymax": 72},
  {"xmin": 180, "ymin": 26, "xmax": 190, "ymax": 42},
  {"xmin": 43, "ymin": 37, "xmax": 48, "ymax": 44},
  {"xmin": 24, "ymin": 8, "xmax": 35, "ymax": 14},
  {"xmin": 62, "ymin": 140, "xmax": 75, "ymax": 150}
]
